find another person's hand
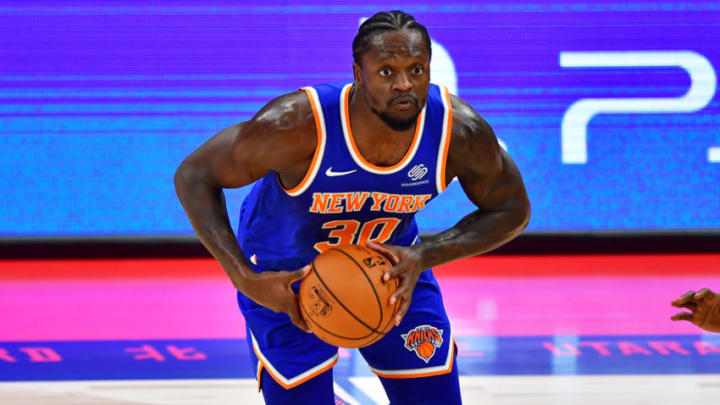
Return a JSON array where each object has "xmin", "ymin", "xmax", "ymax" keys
[
  {"xmin": 244, "ymin": 266, "xmax": 312, "ymax": 332},
  {"xmin": 671, "ymin": 288, "xmax": 720, "ymax": 333},
  {"xmin": 367, "ymin": 241, "xmax": 424, "ymax": 327}
]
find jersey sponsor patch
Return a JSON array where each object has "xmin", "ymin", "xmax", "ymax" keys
[
  {"xmin": 401, "ymin": 324, "xmax": 444, "ymax": 363},
  {"xmin": 407, "ymin": 164, "xmax": 428, "ymax": 181},
  {"xmin": 401, "ymin": 179, "xmax": 430, "ymax": 187}
]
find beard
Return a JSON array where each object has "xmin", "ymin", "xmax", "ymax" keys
[{"xmin": 370, "ymin": 106, "xmax": 418, "ymax": 131}]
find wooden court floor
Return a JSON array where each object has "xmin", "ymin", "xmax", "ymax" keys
[{"xmin": 3, "ymin": 375, "xmax": 720, "ymax": 404}]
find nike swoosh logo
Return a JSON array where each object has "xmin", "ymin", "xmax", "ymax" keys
[{"xmin": 325, "ymin": 167, "xmax": 357, "ymax": 177}]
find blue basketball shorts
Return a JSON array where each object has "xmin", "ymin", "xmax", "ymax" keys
[{"xmin": 236, "ymin": 269, "xmax": 460, "ymax": 404}]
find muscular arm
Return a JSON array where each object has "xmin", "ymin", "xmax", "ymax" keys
[
  {"xmin": 372, "ymin": 95, "xmax": 530, "ymax": 324},
  {"xmin": 174, "ymin": 90, "xmax": 317, "ymax": 329},
  {"xmin": 174, "ymin": 122, "xmax": 253, "ymax": 288},
  {"xmin": 412, "ymin": 95, "xmax": 531, "ymax": 268}
]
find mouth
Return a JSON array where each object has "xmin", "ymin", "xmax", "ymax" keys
[{"xmin": 390, "ymin": 95, "xmax": 418, "ymax": 110}]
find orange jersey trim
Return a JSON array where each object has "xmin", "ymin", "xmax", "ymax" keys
[
  {"xmin": 256, "ymin": 361, "xmax": 263, "ymax": 392},
  {"xmin": 341, "ymin": 84, "xmax": 425, "ymax": 173},
  {"xmin": 371, "ymin": 337, "xmax": 456, "ymax": 379},
  {"xmin": 251, "ymin": 332, "xmax": 338, "ymax": 390},
  {"xmin": 280, "ymin": 87, "xmax": 326, "ymax": 196},
  {"xmin": 436, "ymin": 86, "xmax": 453, "ymax": 193}
]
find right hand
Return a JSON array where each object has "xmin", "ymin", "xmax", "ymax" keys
[
  {"xmin": 244, "ymin": 265, "xmax": 312, "ymax": 333},
  {"xmin": 671, "ymin": 288, "xmax": 720, "ymax": 333}
]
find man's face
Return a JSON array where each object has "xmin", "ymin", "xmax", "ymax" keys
[{"xmin": 354, "ymin": 29, "xmax": 431, "ymax": 131}]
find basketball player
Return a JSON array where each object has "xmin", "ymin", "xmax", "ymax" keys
[
  {"xmin": 175, "ymin": 11, "xmax": 530, "ymax": 404},
  {"xmin": 671, "ymin": 288, "xmax": 720, "ymax": 333}
]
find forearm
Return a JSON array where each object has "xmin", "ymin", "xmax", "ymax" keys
[
  {"xmin": 412, "ymin": 206, "xmax": 529, "ymax": 269},
  {"xmin": 174, "ymin": 166, "xmax": 254, "ymax": 290}
]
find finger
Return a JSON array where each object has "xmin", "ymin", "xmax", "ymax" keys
[
  {"xmin": 695, "ymin": 288, "xmax": 712, "ymax": 301},
  {"xmin": 671, "ymin": 291, "xmax": 697, "ymax": 307},
  {"xmin": 287, "ymin": 305, "xmax": 312, "ymax": 333},
  {"xmin": 367, "ymin": 241, "xmax": 400, "ymax": 265},
  {"xmin": 389, "ymin": 289, "xmax": 398, "ymax": 305},
  {"xmin": 394, "ymin": 297, "xmax": 411, "ymax": 326},
  {"xmin": 383, "ymin": 265, "xmax": 400, "ymax": 282},
  {"xmin": 672, "ymin": 301, "xmax": 697, "ymax": 311},
  {"xmin": 389, "ymin": 280, "xmax": 411, "ymax": 305},
  {"xmin": 287, "ymin": 265, "xmax": 312, "ymax": 284},
  {"xmin": 366, "ymin": 241, "xmax": 401, "ymax": 282},
  {"xmin": 392, "ymin": 269, "xmax": 417, "ymax": 296},
  {"xmin": 670, "ymin": 312, "xmax": 694, "ymax": 322}
]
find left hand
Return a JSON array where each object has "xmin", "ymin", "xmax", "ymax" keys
[
  {"xmin": 671, "ymin": 288, "xmax": 720, "ymax": 333},
  {"xmin": 366, "ymin": 241, "xmax": 424, "ymax": 326}
]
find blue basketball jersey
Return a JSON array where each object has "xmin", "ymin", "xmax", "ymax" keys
[
  {"xmin": 237, "ymin": 82, "xmax": 453, "ymax": 271},
  {"xmin": 235, "ymin": 82, "xmax": 459, "ymax": 394}
]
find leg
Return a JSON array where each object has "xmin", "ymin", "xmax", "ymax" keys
[
  {"xmin": 359, "ymin": 270, "xmax": 461, "ymax": 404},
  {"xmin": 260, "ymin": 367, "xmax": 335, "ymax": 405},
  {"xmin": 378, "ymin": 358, "xmax": 461, "ymax": 405},
  {"xmin": 238, "ymin": 292, "xmax": 339, "ymax": 405}
]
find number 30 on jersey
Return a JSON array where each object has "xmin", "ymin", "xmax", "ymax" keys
[{"xmin": 314, "ymin": 218, "xmax": 401, "ymax": 253}]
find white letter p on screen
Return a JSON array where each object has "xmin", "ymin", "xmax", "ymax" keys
[{"xmin": 559, "ymin": 51, "xmax": 716, "ymax": 164}]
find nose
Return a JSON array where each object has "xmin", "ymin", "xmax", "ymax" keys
[{"xmin": 392, "ymin": 71, "xmax": 412, "ymax": 92}]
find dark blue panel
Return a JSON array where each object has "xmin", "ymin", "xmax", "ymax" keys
[
  {"xmin": 0, "ymin": 339, "xmax": 252, "ymax": 381},
  {"xmin": 2, "ymin": 335, "xmax": 720, "ymax": 381}
]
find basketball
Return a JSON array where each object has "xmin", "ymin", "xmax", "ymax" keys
[{"xmin": 298, "ymin": 244, "xmax": 400, "ymax": 348}]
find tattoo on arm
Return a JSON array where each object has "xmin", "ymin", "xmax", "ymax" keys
[
  {"xmin": 416, "ymin": 208, "xmax": 526, "ymax": 269},
  {"xmin": 412, "ymin": 97, "xmax": 530, "ymax": 269}
]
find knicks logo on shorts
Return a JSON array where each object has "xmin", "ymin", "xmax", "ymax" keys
[{"xmin": 401, "ymin": 324, "xmax": 444, "ymax": 363}]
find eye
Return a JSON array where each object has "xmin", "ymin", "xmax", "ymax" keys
[
  {"xmin": 412, "ymin": 65, "xmax": 424, "ymax": 75},
  {"xmin": 379, "ymin": 67, "xmax": 392, "ymax": 77}
]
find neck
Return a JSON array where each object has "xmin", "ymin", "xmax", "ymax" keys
[
  {"xmin": 347, "ymin": 85, "xmax": 419, "ymax": 167},
  {"xmin": 348, "ymin": 85, "xmax": 417, "ymax": 141}
]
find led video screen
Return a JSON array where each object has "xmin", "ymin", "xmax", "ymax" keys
[{"xmin": 1, "ymin": 1, "xmax": 718, "ymax": 236}]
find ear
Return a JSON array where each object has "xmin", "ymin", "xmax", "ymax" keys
[{"xmin": 352, "ymin": 62, "xmax": 361, "ymax": 86}]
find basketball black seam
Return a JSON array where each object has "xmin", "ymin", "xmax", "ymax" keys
[
  {"xmin": 339, "ymin": 248, "xmax": 400, "ymax": 346},
  {"xmin": 311, "ymin": 257, "xmax": 380, "ymax": 334},
  {"xmin": 331, "ymin": 247, "xmax": 384, "ymax": 331},
  {"xmin": 312, "ymin": 252, "xmax": 382, "ymax": 334},
  {"xmin": 364, "ymin": 288, "xmax": 401, "ymax": 346},
  {"xmin": 300, "ymin": 288, "xmax": 398, "ymax": 347},
  {"xmin": 300, "ymin": 298, "xmax": 378, "ymax": 341}
]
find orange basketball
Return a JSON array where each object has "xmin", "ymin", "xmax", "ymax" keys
[
  {"xmin": 298, "ymin": 244, "xmax": 400, "ymax": 348},
  {"xmin": 416, "ymin": 340, "xmax": 435, "ymax": 360}
]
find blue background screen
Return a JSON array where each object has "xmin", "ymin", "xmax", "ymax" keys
[{"xmin": 1, "ymin": 1, "xmax": 718, "ymax": 236}]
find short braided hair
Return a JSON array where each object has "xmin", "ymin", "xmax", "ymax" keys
[{"xmin": 352, "ymin": 11, "xmax": 431, "ymax": 64}]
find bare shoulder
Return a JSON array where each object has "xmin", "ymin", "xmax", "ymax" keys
[
  {"xmin": 234, "ymin": 89, "xmax": 318, "ymax": 173},
  {"xmin": 446, "ymin": 94, "xmax": 502, "ymax": 180},
  {"xmin": 176, "ymin": 89, "xmax": 320, "ymax": 190},
  {"xmin": 247, "ymin": 90, "xmax": 316, "ymax": 134},
  {"xmin": 444, "ymin": 95, "xmax": 529, "ymax": 217}
]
